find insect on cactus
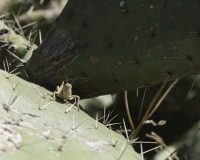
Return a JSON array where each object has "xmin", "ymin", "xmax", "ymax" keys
[{"xmin": 53, "ymin": 75, "xmax": 80, "ymax": 111}]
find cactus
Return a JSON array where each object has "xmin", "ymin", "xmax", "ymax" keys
[
  {"xmin": 1, "ymin": 1, "xmax": 200, "ymax": 159},
  {"xmin": 0, "ymin": 12, "xmax": 141, "ymax": 159},
  {"xmin": 0, "ymin": 18, "xmax": 36, "ymax": 65},
  {"xmin": 26, "ymin": 0, "xmax": 200, "ymax": 99},
  {"xmin": 0, "ymin": 69, "xmax": 141, "ymax": 160}
]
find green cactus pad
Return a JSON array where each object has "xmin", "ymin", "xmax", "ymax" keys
[{"xmin": 0, "ymin": 69, "xmax": 141, "ymax": 160}]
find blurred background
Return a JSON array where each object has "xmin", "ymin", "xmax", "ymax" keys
[{"xmin": 1, "ymin": 0, "xmax": 200, "ymax": 159}]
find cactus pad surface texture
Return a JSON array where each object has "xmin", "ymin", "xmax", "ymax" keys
[{"xmin": 0, "ymin": 70, "xmax": 141, "ymax": 160}]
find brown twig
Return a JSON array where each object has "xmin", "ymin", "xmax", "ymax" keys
[
  {"xmin": 146, "ymin": 132, "xmax": 179, "ymax": 160},
  {"xmin": 124, "ymin": 91, "xmax": 134, "ymax": 130},
  {"xmin": 148, "ymin": 79, "xmax": 179, "ymax": 119},
  {"xmin": 165, "ymin": 128, "xmax": 200, "ymax": 160},
  {"xmin": 131, "ymin": 80, "xmax": 168, "ymax": 140}
]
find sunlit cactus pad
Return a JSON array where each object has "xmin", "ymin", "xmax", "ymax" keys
[{"xmin": 0, "ymin": 70, "xmax": 141, "ymax": 160}]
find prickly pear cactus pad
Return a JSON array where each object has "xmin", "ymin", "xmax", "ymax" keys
[
  {"xmin": 28, "ymin": 0, "xmax": 200, "ymax": 98},
  {"xmin": 0, "ymin": 69, "xmax": 141, "ymax": 160},
  {"xmin": 0, "ymin": 20, "xmax": 36, "ymax": 62}
]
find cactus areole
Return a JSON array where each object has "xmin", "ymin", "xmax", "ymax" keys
[{"xmin": 27, "ymin": 0, "xmax": 200, "ymax": 99}]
